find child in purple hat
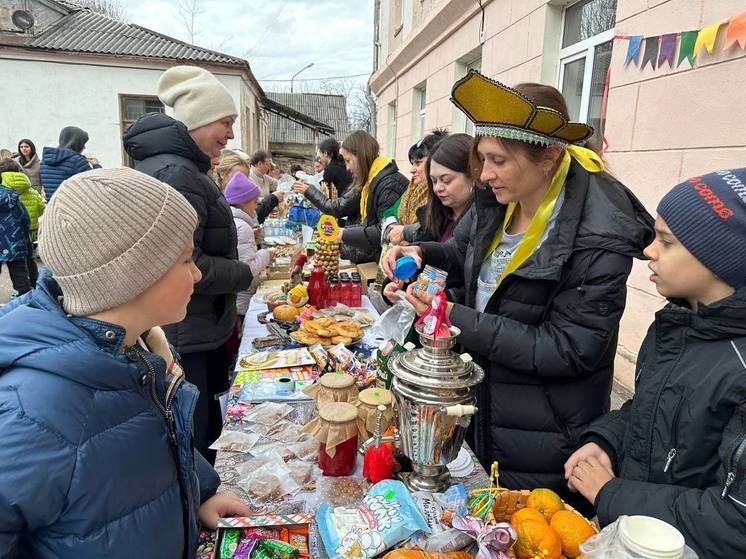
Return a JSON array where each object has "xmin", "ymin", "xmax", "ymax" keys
[{"xmin": 224, "ymin": 172, "xmax": 274, "ymax": 316}]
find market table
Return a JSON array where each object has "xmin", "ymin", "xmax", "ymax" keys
[{"xmin": 196, "ymin": 287, "xmax": 490, "ymax": 559}]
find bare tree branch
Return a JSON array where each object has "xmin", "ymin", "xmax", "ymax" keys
[{"xmin": 175, "ymin": 0, "xmax": 204, "ymax": 45}]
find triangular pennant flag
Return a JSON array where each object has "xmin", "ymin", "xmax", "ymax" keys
[
  {"xmin": 724, "ymin": 10, "xmax": 746, "ymax": 49},
  {"xmin": 694, "ymin": 22, "xmax": 722, "ymax": 56},
  {"xmin": 678, "ymin": 30, "xmax": 698, "ymax": 66},
  {"xmin": 625, "ymin": 35, "xmax": 643, "ymax": 66},
  {"xmin": 641, "ymin": 36, "xmax": 660, "ymax": 69},
  {"xmin": 658, "ymin": 33, "xmax": 678, "ymax": 67}
]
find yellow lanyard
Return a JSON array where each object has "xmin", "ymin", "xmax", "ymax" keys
[
  {"xmin": 360, "ymin": 156, "xmax": 392, "ymax": 221},
  {"xmin": 483, "ymin": 146, "xmax": 603, "ymax": 289}
]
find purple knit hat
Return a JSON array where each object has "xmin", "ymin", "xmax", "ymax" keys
[{"xmin": 224, "ymin": 172, "xmax": 261, "ymax": 204}]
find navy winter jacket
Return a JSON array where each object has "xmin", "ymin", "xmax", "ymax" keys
[
  {"xmin": 39, "ymin": 147, "xmax": 93, "ymax": 199},
  {"xmin": 0, "ymin": 185, "xmax": 29, "ymax": 262},
  {"xmin": 0, "ymin": 270, "xmax": 220, "ymax": 559}
]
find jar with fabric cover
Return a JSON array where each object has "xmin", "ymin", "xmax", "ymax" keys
[
  {"xmin": 302, "ymin": 372, "xmax": 359, "ymax": 409},
  {"xmin": 355, "ymin": 387, "xmax": 394, "ymax": 440},
  {"xmin": 301, "ymin": 402, "xmax": 366, "ymax": 476}
]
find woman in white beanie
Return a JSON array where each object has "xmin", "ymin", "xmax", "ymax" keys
[
  {"xmin": 0, "ymin": 167, "xmax": 250, "ymax": 558},
  {"xmin": 123, "ymin": 65, "xmax": 249, "ymax": 463}
]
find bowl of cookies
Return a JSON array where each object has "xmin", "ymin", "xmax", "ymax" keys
[{"xmin": 290, "ymin": 317, "xmax": 364, "ymax": 347}]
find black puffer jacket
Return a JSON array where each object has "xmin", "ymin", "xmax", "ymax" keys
[
  {"xmin": 342, "ymin": 160, "xmax": 408, "ymax": 263},
  {"xmin": 303, "ymin": 184, "xmax": 361, "ymax": 222},
  {"xmin": 584, "ymin": 288, "xmax": 746, "ymax": 559},
  {"xmin": 123, "ymin": 113, "xmax": 252, "ymax": 353},
  {"xmin": 418, "ymin": 161, "xmax": 654, "ymax": 508}
]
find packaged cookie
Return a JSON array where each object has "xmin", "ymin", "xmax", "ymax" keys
[
  {"xmin": 286, "ymin": 438, "xmax": 319, "ymax": 462},
  {"xmin": 238, "ymin": 460, "xmax": 300, "ymax": 504},
  {"xmin": 209, "ymin": 430, "xmax": 261, "ymax": 453},
  {"xmin": 286, "ymin": 460, "xmax": 318, "ymax": 491},
  {"xmin": 243, "ymin": 402, "xmax": 293, "ymax": 425}
]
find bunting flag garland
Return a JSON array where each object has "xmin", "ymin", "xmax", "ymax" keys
[
  {"xmin": 641, "ymin": 36, "xmax": 659, "ymax": 69},
  {"xmin": 620, "ymin": 9, "xmax": 746, "ymax": 73},
  {"xmin": 658, "ymin": 33, "xmax": 678, "ymax": 67},
  {"xmin": 724, "ymin": 11, "xmax": 746, "ymax": 49},
  {"xmin": 678, "ymin": 30, "xmax": 698, "ymax": 67},
  {"xmin": 625, "ymin": 35, "xmax": 643, "ymax": 66},
  {"xmin": 693, "ymin": 22, "xmax": 722, "ymax": 56}
]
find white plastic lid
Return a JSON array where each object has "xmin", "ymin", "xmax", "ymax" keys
[{"xmin": 619, "ymin": 515, "xmax": 685, "ymax": 558}]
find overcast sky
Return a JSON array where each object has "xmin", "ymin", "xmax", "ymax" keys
[{"xmin": 119, "ymin": 0, "xmax": 374, "ymax": 93}]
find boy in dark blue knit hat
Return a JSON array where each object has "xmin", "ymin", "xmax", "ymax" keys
[{"xmin": 564, "ymin": 168, "xmax": 746, "ymax": 559}]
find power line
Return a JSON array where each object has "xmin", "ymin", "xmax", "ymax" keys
[{"xmin": 259, "ymin": 72, "xmax": 370, "ymax": 82}]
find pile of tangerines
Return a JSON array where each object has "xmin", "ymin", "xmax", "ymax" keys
[{"xmin": 509, "ymin": 488, "xmax": 596, "ymax": 559}]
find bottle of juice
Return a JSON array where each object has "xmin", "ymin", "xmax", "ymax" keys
[{"xmin": 308, "ymin": 262, "xmax": 325, "ymax": 307}]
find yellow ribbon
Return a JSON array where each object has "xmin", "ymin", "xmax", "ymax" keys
[
  {"xmin": 360, "ymin": 156, "xmax": 392, "ymax": 221},
  {"xmin": 483, "ymin": 146, "xmax": 603, "ymax": 289}
]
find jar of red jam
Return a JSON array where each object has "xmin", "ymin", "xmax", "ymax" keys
[
  {"xmin": 308, "ymin": 262, "xmax": 326, "ymax": 307},
  {"xmin": 316, "ymin": 402, "xmax": 361, "ymax": 476}
]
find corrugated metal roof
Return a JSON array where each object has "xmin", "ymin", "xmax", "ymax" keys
[
  {"xmin": 267, "ymin": 92, "xmax": 351, "ymax": 145},
  {"xmin": 21, "ymin": 6, "xmax": 246, "ymax": 65}
]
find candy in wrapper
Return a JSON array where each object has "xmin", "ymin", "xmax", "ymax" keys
[
  {"xmin": 281, "ymin": 526, "xmax": 310, "ymax": 557},
  {"xmin": 250, "ymin": 538, "xmax": 300, "ymax": 559},
  {"xmin": 451, "ymin": 515, "xmax": 517, "ymax": 559},
  {"xmin": 246, "ymin": 527, "xmax": 281, "ymax": 540},
  {"xmin": 231, "ymin": 531, "xmax": 263, "ymax": 559},
  {"xmin": 218, "ymin": 528, "xmax": 241, "ymax": 558},
  {"xmin": 414, "ymin": 292, "xmax": 452, "ymax": 339}
]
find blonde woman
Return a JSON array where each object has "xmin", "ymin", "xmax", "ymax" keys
[{"xmin": 216, "ymin": 150, "xmax": 284, "ymax": 224}]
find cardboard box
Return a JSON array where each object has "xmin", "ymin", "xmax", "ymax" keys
[
  {"xmin": 212, "ymin": 513, "xmax": 314, "ymax": 559},
  {"xmin": 356, "ymin": 262, "xmax": 379, "ymax": 285}
]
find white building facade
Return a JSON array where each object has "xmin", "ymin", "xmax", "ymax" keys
[{"xmin": 0, "ymin": 0, "xmax": 268, "ymax": 167}]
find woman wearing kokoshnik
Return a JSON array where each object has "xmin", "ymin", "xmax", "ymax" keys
[{"xmin": 384, "ymin": 71, "xmax": 655, "ymax": 511}]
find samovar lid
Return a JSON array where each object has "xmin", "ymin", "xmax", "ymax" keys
[{"xmin": 390, "ymin": 326, "xmax": 484, "ymax": 389}]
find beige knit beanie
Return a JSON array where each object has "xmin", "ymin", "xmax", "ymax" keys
[
  {"xmin": 158, "ymin": 65, "xmax": 238, "ymax": 131},
  {"xmin": 39, "ymin": 167, "xmax": 198, "ymax": 316}
]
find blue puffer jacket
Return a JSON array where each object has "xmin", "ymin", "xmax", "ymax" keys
[
  {"xmin": 0, "ymin": 270, "xmax": 220, "ymax": 559},
  {"xmin": 39, "ymin": 147, "xmax": 93, "ymax": 199},
  {"xmin": 0, "ymin": 185, "xmax": 29, "ymax": 262}
]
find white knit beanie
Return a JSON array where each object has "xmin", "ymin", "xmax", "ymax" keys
[
  {"xmin": 39, "ymin": 167, "xmax": 199, "ymax": 316},
  {"xmin": 158, "ymin": 65, "xmax": 238, "ymax": 131}
]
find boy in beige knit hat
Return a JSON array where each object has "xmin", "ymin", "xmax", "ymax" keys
[{"xmin": 0, "ymin": 167, "xmax": 250, "ymax": 558}]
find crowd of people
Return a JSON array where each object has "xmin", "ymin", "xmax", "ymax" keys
[{"xmin": 0, "ymin": 62, "xmax": 743, "ymax": 559}]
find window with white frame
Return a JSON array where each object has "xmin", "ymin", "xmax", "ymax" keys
[
  {"xmin": 557, "ymin": 0, "xmax": 616, "ymax": 143},
  {"xmin": 412, "ymin": 83, "xmax": 426, "ymax": 140},
  {"xmin": 452, "ymin": 47, "xmax": 482, "ymax": 136},
  {"xmin": 387, "ymin": 102, "xmax": 397, "ymax": 156}
]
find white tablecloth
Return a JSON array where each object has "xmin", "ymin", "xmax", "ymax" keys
[{"xmin": 237, "ymin": 294, "xmax": 383, "ymax": 364}]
